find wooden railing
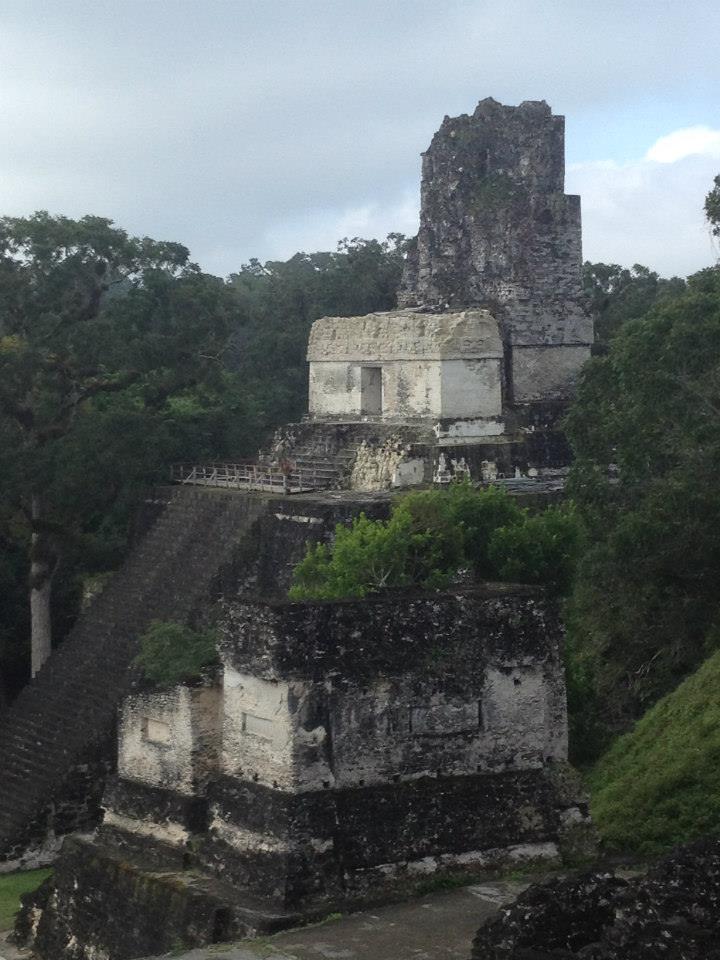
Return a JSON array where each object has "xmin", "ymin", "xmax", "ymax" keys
[{"xmin": 170, "ymin": 460, "xmax": 340, "ymax": 494}]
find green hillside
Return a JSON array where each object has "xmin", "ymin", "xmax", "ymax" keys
[{"xmin": 589, "ymin": 648, "xmax": 720, "ymax": 855}]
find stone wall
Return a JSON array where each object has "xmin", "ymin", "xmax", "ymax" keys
[
  {"xmin": 16, "ymin": 836, "xmax": 295, "ymax": 960},
  {"xmin": 15, "ymin": 585, "xmax": 591, "ymax": 960},
  {"xmin": 307, "ymin": 309, "xmax": 504, "ymax": 422},
  {"xmin": 118, "ymin": 681, "xmax": 222, "ymax": 797},
  {"xmin": 199, "ymin": 587, "xmax": 583, "ymax": 908},
  {"xmin": 398, "ymin": 98, "xmax": 593, "ymax": 402}
]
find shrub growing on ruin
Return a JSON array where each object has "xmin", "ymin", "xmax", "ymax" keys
[
  {"xmin": 443, "ymin": 482, "xmax": 526, "ymax": 576},
  {"xmin": 134, "ymin": 620, "xmax": 218, "ymax": 687},
  {"xmin": 289, "ymin": 509, "xmax": 458, "ymax": 601},
  {"xmin": 289, "ymin": 483, "xmax": 574, "ymax": 601}
]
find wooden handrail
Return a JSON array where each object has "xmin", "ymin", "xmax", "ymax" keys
[{"xmin": 169, "ymin": 459, "xmax": 342, "ymax": 494}]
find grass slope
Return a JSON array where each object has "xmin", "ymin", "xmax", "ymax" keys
[
  {"xmin": 0, "ymin": 868, "xmax": 52, "ymax": 931},
  {"xmin": 589, "ymin": 648, "xmax": 720, "ymax": 855}
]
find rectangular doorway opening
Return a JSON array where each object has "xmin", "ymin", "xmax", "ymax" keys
[{"xmin": 360, "ymin": 366, "xmax": 383, "ymax": 416}]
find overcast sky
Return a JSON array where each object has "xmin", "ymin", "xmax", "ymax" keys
[{"xmin": 1, "ymin": 0, "xmax": 718, "ymax": 278}]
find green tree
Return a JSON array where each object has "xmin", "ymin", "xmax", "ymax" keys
[
  {"xmin": 488, "ymin": 504, "xmax": 581, "ymax": 595},
  {"xmin": 582, "ymin": 261, "xmax": 686, "ymax": 343},
  {"xmin": 134, "ymin": 620, "xmax": 218, "ymax": 688},
  {"xmin": 705, "ymin": 174, "xmax": 720, "ymax": 239},
  {"xmin": 227, "ymin": 235, "xmax": 408, "ymax": 427},
  {"xmin": 565, "ymin": 265, "xmax": 720, "ymax": 741},
  {"xmin": 0, "ymin": 212, "xmax": 238, "ymax": 676}
]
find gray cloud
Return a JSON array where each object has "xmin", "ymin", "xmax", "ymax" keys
[{"xmin": 0, "ymin": 0, "xmax": 718, "ymax": 276}]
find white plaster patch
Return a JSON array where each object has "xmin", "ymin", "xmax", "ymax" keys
[
  {"xmin": 222, "ymin": 669, "xmax": 295, "ymax": 787},
  {"xmin": 434, "ymin": 417, "xmax": 506, "ymax": 441},
  {"xmin": 102, "ymin": 810, "xmax": 189, "ymax": 847},
  {"xmin": 273, "ymin": 513, "xmax": 324, "ymax": 525},
  {"xmin": 391, "ymin": 458, "xmax": 425, "ymax": 488},
  {"xmin": 208, "ymin": 814, "xmax": 291, "ymax": 854},
  {"xmin": 142, "ymin": 718, "xmax": 171, "ymax": 744},
  {"xmin": 118, "ymin": 684, "xmax": 221, "ymax": 796}
]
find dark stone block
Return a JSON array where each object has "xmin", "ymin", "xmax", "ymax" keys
[
  {"xmin": 471, "ymin": 837, "xmax": 720, "ymax": 959},
  {"xmin": 219, "ymin": 586, "xmax": 559, "ymax": 684}
]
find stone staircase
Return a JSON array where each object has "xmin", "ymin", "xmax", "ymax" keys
[
  {"xmin": 268, "ymin": 420, "xmax": 414, "ymax": 489},
  {"xmin": 0, "ymin": 487, "xmax": 268, "ymax": 868}
]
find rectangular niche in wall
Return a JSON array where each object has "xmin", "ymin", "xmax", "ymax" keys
[
  {"xmin": 360, "ymin": 366, "xmax": 383, "ymax": 415},
  {"xmin": 141, "ymin": 717, "xmax": 171, "ymax": 745},
  {"xmin": 241, "ymin": 711, "xmax": 274, "ymax": 741}
]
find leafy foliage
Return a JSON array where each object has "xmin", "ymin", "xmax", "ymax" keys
[
  {"xmin": 227, "ymin": 235, "xmax": 408, "ymax": 427},
  {"xmin": 488, "ymin": 504, "xmax": 581, "ymax": 595},
  {"xmin": 290, "ymin": 484, "xmax": 579, "ymax": 600},
  {"xmin": 565, "ymin": 265, "xmax": 720, "ymax": 750},
  {"xmin": 134, "ymin": 620, "xmax": 218, "ymax": 687},
  {"xmin": 0, "ymin": 218, "xmax": 407, "ymax": 694},
  {"xmin": 582, "ymin": 261, "xmax": 686, "ymax": 343},
  {"xmin": 589, "ymin": 648, "xmax": 720, "ymax": 855},
  {"xmin": 0, "ymin": 212, "xmax": 248, "ymax": 683},
  {"xmin": 705, "ymin": 174, "xmax": 720, "ymax": 239}
]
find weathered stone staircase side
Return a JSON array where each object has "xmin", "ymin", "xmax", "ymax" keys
[
  {"xmin": 0, "ymin": 487, "xmax": 268, "ymax": 868},
  {"xmin": 268, "ymin": 419, "xmax": 437, "ymax": 490}
]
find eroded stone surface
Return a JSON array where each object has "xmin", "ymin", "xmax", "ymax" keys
[
  {"xmin": 14, "ymin": 587, "xmax": 594, "ymax": 960},
  {"xmin": 471, "ymin": 837, "xmax": 720, "ymax": 959},
  {"xmin": 307, "ymin": 310, "xmax": 504, "ymax": 422},
  {"xmin": 398, "ymin": 99, "xmax": 593, "ymax": 393}
]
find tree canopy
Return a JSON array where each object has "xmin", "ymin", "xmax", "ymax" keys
[
  {"xmin": 227, "ymin": 235, "xmax": 408, "ymax": 427},
  {"xmin": 0, "ymin": 212, "xmax": 243, "ymax": 679},
  {"xmin": 0, "ymin": 223, "xmax": 410, "ymax": 695},
  {"xmin": 705, "ymin": 174, "xmax": 720, "ymax": 239},
  {"xmin": 566, "ymin": 265, "xmax": 720, "ymax": 756},
  {"xmin": 582, "ymin": 261, "xmax": 686, "ymax": 343}
]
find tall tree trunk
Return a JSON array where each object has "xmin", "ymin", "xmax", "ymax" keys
[{"xmin": 29, "ymin": 496, "xmax": 56, "ymax": 677}]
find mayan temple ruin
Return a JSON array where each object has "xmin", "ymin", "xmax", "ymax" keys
[
  {"xmin": 282, "ymin": 97, "xmax": 593, "ymax": 489},
  {"xmin": 2, "ymin": 98, "xmax": 595, "ymax": 960}
]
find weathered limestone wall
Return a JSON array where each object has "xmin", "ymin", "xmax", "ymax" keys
[
  {"xmin": 196, "ymin": 587, "xmax": 585, "ymax": 908},
  {"xmin": 398, "ymin": 98, "xmax": 593, "ymax": 402},
  {"xmin": 217, "ymin": 587, "xmax": 568, "ymax": 777},
  {"xmin": 307, "ymin": 309, "xmax": 504, "ymax": 421},
  {"xmin": 439, "ymin": 358, "xmax": 503, "ymax": 418},
  {"xmin": 118, "ymin": 683, "xmax": 222, "ymax": 796},
  {"xmin": 511, "ymin": 345, "xmax": 591, "ymax": 401},
  {"xmin": 16, "ymin": 586, "xmax": 592, "ymax": 960}
]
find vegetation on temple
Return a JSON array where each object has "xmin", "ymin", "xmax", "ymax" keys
[
  {"xmin": 289, "ymin": 484, "xmax": 579, "ymax": 600},
  {"xmin": 134, "ymin": 621, "xmax": 218, "ymax": 688}
]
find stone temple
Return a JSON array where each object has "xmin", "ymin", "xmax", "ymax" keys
[
  {"xmin": 5, "ymin": 98, "xmax": 595, "ymax": 960},
  {"xmin": 299, "ymin": 97, "xmax": 593, "ymax": 486}
]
